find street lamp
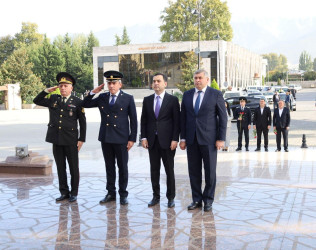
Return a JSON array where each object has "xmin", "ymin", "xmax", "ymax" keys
[
  {"xmin": 193, "ymin": 0, "xmax": 201, "ymax": 69},
  {"xmin": 214, "ymin": 30, "xmax": 221, "ymax": 89}
]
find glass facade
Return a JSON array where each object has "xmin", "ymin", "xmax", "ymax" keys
[{"xmin": 97, "ymin": 51, "xmax": 217, "ymax": 88}]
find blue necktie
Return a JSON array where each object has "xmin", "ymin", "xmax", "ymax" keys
[
  {"xmin": 109, "ymin": 95, "xmax": 116, "ymax": 107},
  {"xmin": 155, "ymin": 96, "xmax": 161, "ymax": 118},
  {"xmin": 194, "ymin": 91, "xmax": 202, "ymax": 115}
]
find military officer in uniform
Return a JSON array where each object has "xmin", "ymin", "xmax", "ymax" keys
[
  {"xmin": 33, "ymin": 72, "xmax": 86, "ymax": 202},
  {"xmin": 234, "ymin": 97, "xmax": 252, "ymax": 151},
  {"xmin": 82, "ymin": 70, "xmax": 137, "ymax": 205}
]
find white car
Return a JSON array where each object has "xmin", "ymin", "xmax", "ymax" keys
[
  {"xmin": 262, "ymin": 91, "xmax": 273, "ymax": 103},
  {"xmin": 288, "ymin": 84, "xmax": 302, "ymax": 91},
  {"xmin": 223, "ymin": 91, "xmax": 241, "ymax": 99}
]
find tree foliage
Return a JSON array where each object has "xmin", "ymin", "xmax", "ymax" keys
[
  {"xmin": 0, "ymin": 35, "xmax": 15, "ymax": 65},
  {"xmin": 314, "ymin": 58, "xmax": 316, "ymax": 71},
  {"xmin": 177, "ymin": 51, "xmax": 199, "ymax": 93},
  {"xmin": 303, "ymin": 71, "xmax": 316, "ymax": 81},
  {"xmin": 210, "ymin": 78, "xmax": 219, "ymax": 90},
  {"xmin": 160, "ymin": 0, "xmax": 233, "ymax": 42},
  {"xmin": 115, "ymin": 26, "xmax": 131, "ymax": 45},
  {"xmin": 299, "ymin": 51, "xmax": 313, "ymax": 71},
  {"xmin": 262, "ymin": 53, "xmax": 288, "ymax": 72},
  {"xmin": 14, "ymin": 22, "xmax": 43, "ymax": 48},
  {"xmin": 0, "ymin": 47, "xmax": 44, "ymax": 103}
]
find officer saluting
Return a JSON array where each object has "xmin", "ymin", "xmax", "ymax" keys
[
  {"xmin": 33, "ymin": 72, "xmax": 86, "ymax": 202},
  {"xmin": 83, "ymin": 70, "xmax": 137, "ymax": 205},
  {"xmin": 234, "ymin": 97, "xmax": 252, "ymax": 151}
]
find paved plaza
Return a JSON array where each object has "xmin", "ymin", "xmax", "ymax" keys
[{"xmin": 0, "ymin": 89, "xmax": 315, "ymax": 249}]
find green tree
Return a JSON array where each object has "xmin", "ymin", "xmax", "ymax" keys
[
  {"xmin": 299, "ymin": 50, "xmax": 313, "ymax": 71},
  {"xmin": 14, "ymin": 22, "xmax": 43, "ymax": 48},
  {"xmin": 210, "ymin": 78, "xmax": 219, "ymax": 90},
  {"xmin": 0, "ymin": 47, "xmax": 44, "ymax": 103},
  {"xmin": 262, "ymin": 53, "xmax": 288, "ymax": 72},
  {"xmin": 303, "ymin": 71, "xmax": 316, "ymax": 80},
  {"xmin": 115, "ymin": 26, "xmax": 131, "ymax": 45},
  {"xmin": 0, "ymin": 35, "xmax": 15, "ymax": 65},
  {"xmin": 177, "ymin": 51, "xmax": 198, "ymax": 92},
  {"xmin": 28, "ymin": 36, "xmax": 65, "ymax": 87},
  {"xmin": 313, "ymin": 58, "xmax": 316, "ymax": 71},
  {"xmin": 83, "ymin": 31, "xmax": 99, "ymax": 65},
  {"xmin": 160, "ymin": 0, "xmax": 233, "ymax": 42}
]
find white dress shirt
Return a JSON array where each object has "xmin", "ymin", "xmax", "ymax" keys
[
  {"xmin": 193, "ymin": 86, "xmax": 207, "ymax": 109},
  {"xmin": 279, "ymin": 108, "xmax": 283, "ymax": 117}
]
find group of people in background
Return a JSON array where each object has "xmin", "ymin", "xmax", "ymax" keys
[{"xmin": 224, "ymin": 96, "xmax": 291, "ymax": 153}]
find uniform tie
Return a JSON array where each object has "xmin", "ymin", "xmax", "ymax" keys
[
  {"xmin": 194, "ymin": 91, "xmax": 202, "ymax": 115},
  {"xmin": 62, "ymin": 97, "xmax": 66, "ymax": 103},
  {"xmin": 155, "ymin": 96, "xmax": 161, "ymax": 118},
  {"xmin": 109, "ymin": 95, "xmax": 116, "ymax": 107}
]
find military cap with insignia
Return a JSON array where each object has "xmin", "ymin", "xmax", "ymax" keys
[
  {"xmin": 239, "ymin": 96, "xmax": 247, "ymax": 102},
  {"xmin": 104, "ymin": 70, "xmax": 124, "ymax": 81},
  {"xmin": 56, "ymin": 72, "xmax": 76, "ymax": 86}
]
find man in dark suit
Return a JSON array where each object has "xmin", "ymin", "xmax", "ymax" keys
[
  {"xmin": 33, "ymin": 72, "xmax": 86, "ymax": 202},
  {"xmin": 141, "ymin": 73, "xmax": 180, "ymax": 208},
  {"xmin": 253, "ymin": 97, "xmax": 271, "ymax": 152},
  {"xmin": 234, "ymin": 97, "xmax": 252, "ymax": 151},
  {"xmin": 273, "ymin": 99, "xmax": 290, "ymax": 152},
  {"xmin": 180, "ymin": 69, "xmax": 227, "ymax": 212},
  {"xmin": 82, "ymin": 70, "xmax": 137, "ymax": 205}
]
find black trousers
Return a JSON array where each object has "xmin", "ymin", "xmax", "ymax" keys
[
  {"xmin": 148, "ymin": 136, "xmax": 176, "ymax": 200},
  {"xmin": 101, "ymin": 142, "xmax": 129, "ymax": 197},
  {"xmin": 237, "ymin": 126, "xmax": 249, "ymax": 148},
  {"xmin": 276, "ymin": 127, "xmax": 288, "ymax": 150},
  {"xmin": 257, "ymin": 127, "xmax": 269, "ymax": 148},
  {"xmin": 187, "ymin": 136, "xmax": 217, "ymax": 204},
  {"xmin": 53, "ymin": 144, "xmax": 79, "ymax": 196}
]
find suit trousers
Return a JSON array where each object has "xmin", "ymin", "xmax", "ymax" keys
[
  {"xmin": 53, "ymin": 144, "xmax": 79, "ymax": 196},
  {"xmin": 238, "ymin": 126, "xmax": 249, "ymax": 148},
  {"xmin": 257, "ymin": 127, "xmax": 269, "ymax": 148},
  {"xmin": 276, "ymin": 127, "xmax": 288, "ymax": 150},
  {"xmin": 187, "ymin": 136, "xmax": 217, "ymax": 204},
  {"xmin": 148, "ymin": 136, "xmax": 176, "ymax": 200},
  {"xmin": 101, "ymin": 142, "xmax": 129, "ymax": 197}
]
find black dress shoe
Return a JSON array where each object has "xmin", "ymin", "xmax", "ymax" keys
[
  {"xmin": 204, "ymin": 202, "xmax": 213, "ymax": 212},
  {"xmin": 100, "ymin": 194, "xmax": 116, "ymax": 204},
  {"xmin": 148, "ymin": 197, "xmax": 160, "ymax": 207},
  {"xmin": 265, "ymin": 148, "xmax": 268, "ymax": 152},
  {"xmin": 56, "ymin": 194, "xmax": 69, "ymax": 202},
  {"xmin": 236, "ymin": 148, "xmax": 242, "ymax": 151},
  {"xmin": 120, "ymin": 197, "xmax": 128, "ymax": 205},
  {"xmin": 187, "ymin": 201, "xmax": 202, "ymax": 210},
  {"xmin": 69, "ymin": 196, "xmax": 77, "ymax": 202},
  {"xmin": 167, "ymin": 199, "xmax": 175, "ymax": 208},
  {"xmin": 255, "ymin": 148, "xmax": 260, "ymax": 151},
  {"xmin": 284, "ymin": 149, "xmax": 289, "ymax": 152},
  {"xmin": 275, "ymin": 149, "xmax": 281, "ymax": 152},
  {"xmin": 246, "ymin": 148, "xmax": 249, "ymax": 151}
]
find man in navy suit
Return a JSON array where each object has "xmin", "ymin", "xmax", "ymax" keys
[
  {"xmin": 180, "ymin": 69, "xmax": 227, "ymax": 211},
  {"xmin": 273, "ymin": 99, "xmax": 290, "ymax": 152},
  {"xmin": 83, "ymin": 70, "xmax": 137, "ymax": 205},
  {"xmin": 141, "ymin": 73, "xmax": 180, "ymax": 208}
]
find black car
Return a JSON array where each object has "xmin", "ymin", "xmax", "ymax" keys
[{"xmin": 225, "ymin": 96, "xmax": 269, "ymax": 122}]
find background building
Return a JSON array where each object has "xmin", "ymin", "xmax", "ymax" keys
[{"xmin": 93, "ymin": 41, "xmax": 267, "ymax": 90}]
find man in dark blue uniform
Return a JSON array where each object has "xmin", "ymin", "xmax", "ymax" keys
[
  {"xmin": 83, "ymin": 70, "xmax": 137, "ymax": 205},
  {"xmin": 234, "ymin": 97, "xmax": 252, "ymax": 151},
  {"xmin": 33, "ymin": 72, "xmax": 86, "ymax": 202}
]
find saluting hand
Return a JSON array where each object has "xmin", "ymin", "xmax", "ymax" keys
[
  {"xmin": 47, "ymin": 86, "xmax": 59, "ymax": 92},
  {"xmin": 91, "ymin": 83, "xmax": 105, "ymax": 94}
]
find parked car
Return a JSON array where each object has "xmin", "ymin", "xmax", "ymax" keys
[
  {"xmin": 246, "ymin": 86, "xmax": 263, "ymax": 92},
  {"xmin": 262, "ymin": 91, "xmax": 274, "ymax": 103},
  {"xmin": 288, "ymin": 84, "xmax": 302, "ymax": 91},
  {"xmin": 278, "ymin": 93, "xmax": 296, "ymax": 111},
  {"xmin": 223, "ymin": 91, "xmax": 241, "ymax": 99},
  {"xmin": 225, "ymin": 96, "xmax": 269, "ymax": 121},
  {"xmin": 262, "ymin": 86, "xmax": 272, "ymax": 92},
  {"xmin": 248, "ymin": 92, "xmax": 262, "ymax": 97}
]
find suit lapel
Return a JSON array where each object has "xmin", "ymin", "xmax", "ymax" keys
[
  {"xmin": 199, "ymin": 87, "xmax": 210, "ymax": 112},
  {"xmin": 187, "ymin": 89, "xmax": 195, "ymax": 113},
  {"xmin": 158, "ymin": 93, "xmax": 171, "ymax": 118},
  {"xmin": 149, "ymin": 94, "xmax": 156, "ymax": 119},
  {"xmin": 111, "ymin": 90, "xmax": 124, "ymax": 108}
]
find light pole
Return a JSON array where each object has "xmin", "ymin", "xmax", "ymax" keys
[
  {"xmin": 214, "ymin": 30, "xmax": 221, "ymax": 89},
  {"xmin": 193, "ymin": 0, "xmax": 201, "ymax": 69}
]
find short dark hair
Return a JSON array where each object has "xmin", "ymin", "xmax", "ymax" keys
[{"xmin": 153, "ymin": 73, "xmax": 168, "ymax": 82}]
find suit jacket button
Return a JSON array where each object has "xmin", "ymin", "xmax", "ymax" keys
[
  {"xmin": 107, "ymin": 115, "xmax": 109, "ymax": 117},
  {"xmin": 59, "ymin": 121, "xmax": 62, "ymax": 123},
  {"xmin": 59, "ymin": 127, "xmax": 61, "ymax": 129},
  {"xmin": 61, "ymin": 109, "xmax": 63, "ymax": 112},
  {"xmin": 106, "ymin": 124, "xmax": 109, "ymax": 126},
  {"xmin": 114, "ymin": 116, "xmax": 117, "ymax": 118},
  {"xmin": 60, "ymin": 115, "xmax": 62, "ymax": 117},
  {"xmin": 120, "ymin": 108, "xmax": 123, "ymax": 110},
  {"xmin": 114, "ymin": 124, "xmax": 116, "ymax": 127},
  {"xmin": 102, "ymin": 107, "xmax": 104, "ymax": 109}
]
